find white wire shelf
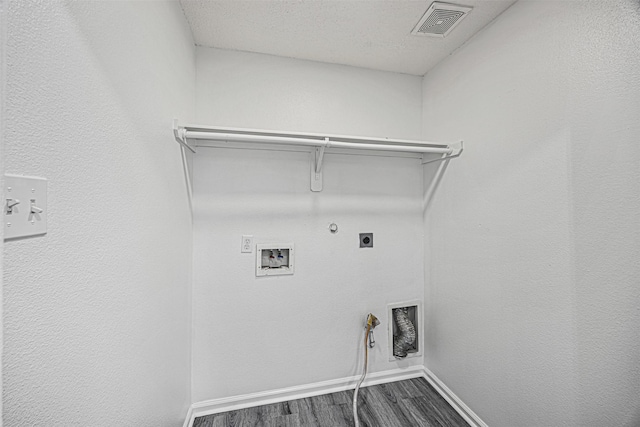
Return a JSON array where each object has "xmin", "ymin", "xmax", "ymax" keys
[{"xmin": 173, "ymin": 120, "xmax": 463, "ymax": 192}]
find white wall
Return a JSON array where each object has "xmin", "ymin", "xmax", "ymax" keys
[
  {"xmin": 4, "ymin": 2, "xmax": 194, "ymax": 426},
  {"xmin": 421, "ymin": 1, "xmax": 640, "ymax": 426},
  {"xmin": 0, "ymin": 0, "xmax": 6, "ymax": 424},
  {"xmin": 192, "ymin": 48, "xmax": 425, "ymax": 401},
  {"xmin": 196, "ymin": 48, "xmax": 422, "ymax": 138}
]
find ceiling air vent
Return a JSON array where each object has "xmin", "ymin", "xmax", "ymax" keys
[{"xmin": 411, "ymin": 2, "xmax": 472, "ymax": 38}]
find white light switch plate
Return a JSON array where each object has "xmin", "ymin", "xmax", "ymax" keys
[{"xmin": 4, "ymin": 174, "xmax": 47, "ymax": 239}]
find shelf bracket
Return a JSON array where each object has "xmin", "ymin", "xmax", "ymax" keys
[
  {"xmin": 173, "ymin": 119, "xmax": 196, "ymax": 153},
  {"xmin": 310, "ymin": 138, "xmax": 329, "ymax": 192},
  {"xmin": 422, "ymin": 141, "xmax": 464, "ymax": 165}
]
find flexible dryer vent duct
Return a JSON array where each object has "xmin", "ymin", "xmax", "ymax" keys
[{"xmin": 393, "ymin": 308, "xmax": 416, "ymax": 358}]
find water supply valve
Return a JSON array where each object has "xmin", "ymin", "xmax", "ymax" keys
[{"xmin": 256, "ymin": 243, "xmax": 294, "ymax": 276}]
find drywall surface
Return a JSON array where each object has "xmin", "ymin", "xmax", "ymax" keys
[
  {"xmin": 181, "ymin": 1, "xmax": 517, "ymax": 76},
  {"xmin": 196, "ymin": 47, "xmax": 422, "ymax": 139},
  {"xmin": 0, "ymin": 0, "xmax": 6, "ymax": 424},
  {"xmin": 192, "ymin": 49, "xmax": 425, "ymax": 401},
  {"xmin": 4, "ymin": 1, "xmax": 194, "ymax": 426},
  {"xmin": 421, "ymin": 1, "xmax": 640, "ymax": 426}
]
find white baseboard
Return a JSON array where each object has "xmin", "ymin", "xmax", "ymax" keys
[
  {"xmin": 421, "ymin": 367, "xmax": 488, "ymax": 427},
  {"xmin": 183, "ymin": 365, "xmax": 487, "ymax": 427},
  {"xmin": 182, "ymin": 405, "xmax": 194, "ymax": 427}
]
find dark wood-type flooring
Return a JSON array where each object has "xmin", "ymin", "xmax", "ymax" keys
[{"xmin": 193, "ymin": 377, "xmax": 470, "ymax": 427}]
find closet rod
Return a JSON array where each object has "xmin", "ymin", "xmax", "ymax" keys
[
  {"xmin": 183, "ymin": 130, "xmax": 453, "ymax": 154},
  {"xmin": 173, "ymin": 121, "xmax": 456, "ymax": 155},
  {"xmin": 172, "ymin": 121, "xmax": 463, "ymax": 192}
]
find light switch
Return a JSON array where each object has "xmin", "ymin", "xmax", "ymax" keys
[{"xmin": 4, "ymin": 174, "xmax": 47, "ymax": 240}]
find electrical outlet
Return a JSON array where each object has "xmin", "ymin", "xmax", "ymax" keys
[{"xmin": 241, "ymin": 235, "xmax": 253, "ymax": 253}]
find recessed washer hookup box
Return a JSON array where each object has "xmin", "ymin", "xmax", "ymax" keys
[{"xmin": 256, "ymin": 243, "xmax": 294, "ymax": 277}]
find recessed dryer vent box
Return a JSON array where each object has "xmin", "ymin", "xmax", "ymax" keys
[
  {"xmin": 256, "ymin": 243, "xmax": 294, "ymax": 277},
  {"xmin": 388, "ymin": 300, "xmax": 422, "ymax": 361}
]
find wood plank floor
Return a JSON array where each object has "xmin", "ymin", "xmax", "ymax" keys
[{"xmin": 193, "ymin": 377, "xmax": 470, "ymax": 427}]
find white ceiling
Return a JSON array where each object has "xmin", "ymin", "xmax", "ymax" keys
[{"xmin": 179, "ymin": 0, "xmax": 516, "ymax": 76}]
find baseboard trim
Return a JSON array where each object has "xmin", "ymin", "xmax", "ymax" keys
[
  {"xmin": 183, "ymin": 365, "xmax": 425, "ymax": 427},
  {"xmin": 421, "ymin": 367, "xmax": 488, "ymax": 427},
  {"xmin": 183, "ymin": 365, "xmax": 488, "ymax": 427},
  {"xmin": 182, "ymin": 405, "xmax": 194, "ymax": 427}
]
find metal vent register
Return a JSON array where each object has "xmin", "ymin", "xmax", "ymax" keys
[{"xmin": 411, "ymin": 2, "xmax": 472, "ymax": 37}]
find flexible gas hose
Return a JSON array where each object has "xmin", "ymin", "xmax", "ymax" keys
[{"xmin": 353, "ymin": 314, "xmax": 378, "ymax": 427}]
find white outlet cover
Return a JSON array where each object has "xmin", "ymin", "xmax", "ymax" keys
[
  {"xmin": 4, "ymin": 174, "xmax": 48, "ymax": 240},
  {"xmin": 241, "ymin": 235, "xmax": 254, "ymax": 253}
]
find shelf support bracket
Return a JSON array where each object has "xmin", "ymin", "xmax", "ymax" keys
[
  {"xmin": 173, "ymin": 119, "xmax": 196, "ymax": 153},
  {"xmin": 310, "ymin": 138, "xmax": 328, "ymax": 192},
  {"xmin": 421, "ymin": 141, "xmax": 464, "ymax": 165}
]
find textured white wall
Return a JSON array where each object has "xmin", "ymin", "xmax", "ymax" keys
[
  {"xmin": 422, "ymin": 1, "xmax": 640, "ymax": 426},
  {"xmin": 192, "ymin": 48, "xmax": 425, "ymax": 401},
  {"xmin": 196, "ymin": 48, "xmax": 422, "ymax": 139},
  {"xmin": 0, "ymin": 0, "xmax": 6, "ymax": 424},
  {"xmin": 4, "ymin": 1, "xmax": 194, "ymax": 426}
]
